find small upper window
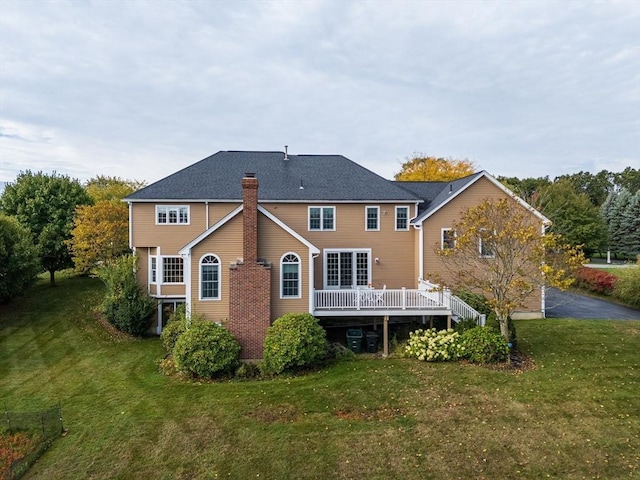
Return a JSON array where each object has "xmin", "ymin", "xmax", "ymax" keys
[
  {"xmin": 395, "ymin": 206, "xmax": 409, "ymax": 231},
  {"xmin": 365, "ymin": 206, "xmax": 379, "ymax": 231},
  {"xmin": 150, "ymin": 257, "xmax": 157, "ymax": 284},
  {"xmin": 309, "ymin": 206, "xmax": 335, "ymax": 231},
  {"xmin": 442, "ymin": 228, "xmax": 456, "ymax": 249},
  {"xmin": 156, "ymin": 206, "xmax": 189, "ymax": 225}
]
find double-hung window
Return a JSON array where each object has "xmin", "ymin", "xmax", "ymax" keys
[
  {"xmin": 308, "ymin": 206, "xmax": 335, "ymax": 231},
  {"xmin": 200, "ymin": 254, "xmax": 220, "ymax": 300},
  {"xmin": 281, "ymin": 253, "xmax": 301, "ymax": 298},
  {"xmin": 395, "ymin": 206, "xmax": 409, "ymax": 231},
  {"xmin": 156, "ymin": 205, "xmax": 189, "ymax": 225},
  {"xmin": 365, "ymin": 206, "xmax": 379, "ymax": 231},
  {"xmin": 163, "ymin": 257, "xmax": 184, "ymax": 283},
  {"xmin": 479, "ymin": 229, "xmax": 496, "ymax": 258},
  {"xmin": 442, "ymin": 228, "xmax": 456, "ymax": 250}
]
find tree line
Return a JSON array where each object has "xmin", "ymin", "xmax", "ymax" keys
[{"xmin": 0, "ymin": 172, "xmax": 142, "ymax": 303}]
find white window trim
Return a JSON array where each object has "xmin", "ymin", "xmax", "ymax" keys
[
  {"xmin": 323, "ymin": 248, "xmax": 372, "ymax": 289},
  {"xmin": 441, "ymin": 228, "xmax": 456, "ymax": 250},
  {"xmin": 199, "ymin": 254, "xmax": 221, "ymax": 300},
  {"xmin": 161, "ymin": 256, "xmax": 185, "ymax": 284},
  {"xmin": 395, "ymin": 206, "xmax": 410, "ymax": 231},
  {"xmin": 365, "ymin": 206, "xmax": 380, "ymax": 231},
  {"xmin": 479, "ymin": 229, "xmax": 496, "ymax": 258},
  {"xmin": 280, "ymin": 252, "xmax": 302, "ymax": 299},
  {"xmin": 308, "ymin": 206, "xmax": 336, "ymax": 231},
  {"xmin": 156, "ymin": 205, "xmax": 190, "ymax": 225}
]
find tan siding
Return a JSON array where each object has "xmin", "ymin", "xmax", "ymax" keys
[
  {"xmin": 136, "ymin": 247, "xmax": 149, "ymax": 286},
  {"xmin": 257, "ymin": 213, "xmax": 310, "ymax": 320},
  {"xmin": 261, "ymin": 203, "xmax": 417, "ymax": 289},
  {"xmin": 208, "ymin": 203, "xmax": 241, "ymax": 226},
  {"xmin": 422, "ymin": 177, "xmax": 543, "ymax": 314},
  {"xmin": 131, "ymin": 202, "xmax": 208, "ymax": 254},
  {"xmin": 161, "ymin": 285, "xmax": 186, "ymax": 296},
  {"xmin": 190, "ymin": 213, "xmax": 243, "ymax": 325}
]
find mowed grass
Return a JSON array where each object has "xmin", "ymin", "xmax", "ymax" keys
[{"xmin": 1, "ymin": 275, "xmax": 639, "ymax": 479}]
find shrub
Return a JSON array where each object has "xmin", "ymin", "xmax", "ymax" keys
[
  {"xmin": 574, "ymin": 266, "xmax": 618, "ymax": 295},
  {"xmin": 454, "ymin": 289, "xmax": 493, "ymax": 317},
  {"xmin": 260, "ymin": 313, "xmax": 327, "ymax": 376},
  {"xmin": 460, "ymin": 327, "xmax": 509, "ymax": 364},
  {"xmin": 160, "ymin": 316, "xmax": 188, "ymax": 354},
  {"xmin": 160, "ymin": 305, "xmax": 208, "ymax": 354},
  {"xmin": 485, "ymin": 312, "xmax": 517, "ymax": 347},
  {"xmin": 454, "ymin": 317, "xmax": 479, "ymax": 333},
  {"xmin": 403, "ymin": 328, "xmax": 463, "ymax": 362},
  {"xmin": 613, "ymin": 265, "xmax": 640, "ymax": 307},
  {"xmin": 173, "ymin": 322, "xmax": 241, "ymax": 379},
  {"xmin": 95, "ymin": 254, "xmax": 155, "ymax": 335}
]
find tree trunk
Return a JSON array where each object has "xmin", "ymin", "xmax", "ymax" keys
[
  {"xmin": 49, "ymin": 269, "xmax": 55, "ymax": 286},
  {"xmin": 498, "ymin": 315, "xmax": 509, "ymax": 342}
]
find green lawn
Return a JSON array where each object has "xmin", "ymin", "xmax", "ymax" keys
[{"xmin": 1, "ymin": 275, "xmax": 639, "ymax": 479}]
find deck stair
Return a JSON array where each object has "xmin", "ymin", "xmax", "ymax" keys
[{"xmin": 418, "ymin": 278, "xmax": 486, "ymax": 326}]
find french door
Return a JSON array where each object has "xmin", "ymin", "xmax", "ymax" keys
[{"xmin": 324, "ymin": 250, "xmax": 371, "ymax": 289}]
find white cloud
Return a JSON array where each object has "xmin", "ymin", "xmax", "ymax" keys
[{"xmin": 0, "ymin": 0, "xmax": 638, "ymax": 184}]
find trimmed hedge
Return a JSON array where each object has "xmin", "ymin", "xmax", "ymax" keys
[
  {"xmin": 574, "ymin": 266, "xmax": 618, "ymax": 295},
  {"xmin": 173, "ymin": 322, "xmax": 240, "ymax": 379},
  {"xmin": 261, "ymin": 313, "xmax": 327, "ymax": 376},
  {"xmin": 460, "ymin": 327, "xmax": 509, "ymax": 364}
]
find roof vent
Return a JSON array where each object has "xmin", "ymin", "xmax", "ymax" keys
[
  {"xmin": 449, "ymin": 184, "xmax": 453, "ymax": 194},
  {"xmin": 299, "ymin": 179, "xmax": 304, "ymax": 190},
  {"xmin": 284, "ymin": 145, "xmax": 289, "ymax": 161}
]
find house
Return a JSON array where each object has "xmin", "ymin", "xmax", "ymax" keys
[{"xmin": 125, "ymin": 150, "xmax": 549, "ymax": 359}]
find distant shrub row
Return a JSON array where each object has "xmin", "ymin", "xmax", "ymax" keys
[{"xmin": 574, "ymin": 261, "xmax": 640, "ymax": 307}]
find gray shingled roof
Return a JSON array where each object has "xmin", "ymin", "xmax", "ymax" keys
[
  {"xmin": 392, "ymin": 181, "xmax": 449, "ymax": 214},
  {"xmin": 125, "ymin": 151, "xmax": 422, "ymax": 202}
]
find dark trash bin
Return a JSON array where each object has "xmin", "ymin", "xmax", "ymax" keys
[
  {"xmin": 365, "ymin": 331, "xmax": 379, "ymax": 353},
  {"xmin": 346, "ymin": 328, "xmax": 363, "ymax": 353}
]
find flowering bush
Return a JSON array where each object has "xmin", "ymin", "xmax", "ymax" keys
[
  {"xmin": 403, "ymin": 328, "xmax": 464, "ymax": 362},
  {"xmin": 574, "ymin": 266, "xmax": 618, "ymax": 295}
]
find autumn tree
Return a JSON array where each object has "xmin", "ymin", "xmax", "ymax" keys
[
  {"xmin": 0, "ymin": 171, "xmax": 91, "ymax": 285},
  {"xmin": 0, "ymin": 214, "xmax": 41, "ymax": 303},
  {"xmin": 435, "ymin": 198, "xmax": 584, "ymax": 342},
  {"xmin": 85, "ymin": 175, "xmax": 145, "ymax": 203},
  {"xmin": 394, "ymin": 155, "xmax": 476, "ymax": 182},
  {"xmin": 68, "ymin": 202, "xmax": 131, "ymax": 273},
  {"xmin": 68, "ymin": 176, "xmax": 142, "ymax": 273},
  {"xmin": 497, "ymin": 176, "xmax": 551, "ymax": 206}
]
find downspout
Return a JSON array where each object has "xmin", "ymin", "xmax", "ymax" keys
[
  {"xmin": 183, "ymin": 251, "xmax": 192, "ymax": 325},
  {"xmin": 205, "ymin": 201, "xmax": 209, "ymax": 230},
  {"xmin": 128, "ymin": 202, "xmax": 133, "ymax": 249},
  {"xmin": 417, "ymin": 224, "xmax": 424, "ymax": 281}
]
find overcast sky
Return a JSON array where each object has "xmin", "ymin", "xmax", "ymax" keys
[{"xmin": 1, "ymin": 0, "xmax": 639, "ymax": 187}]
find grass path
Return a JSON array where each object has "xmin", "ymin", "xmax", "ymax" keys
[{"xmin": 1, "ymin": 275, "xmax": 639, "ymax": 479}]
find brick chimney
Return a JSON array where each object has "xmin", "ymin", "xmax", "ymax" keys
[
  {"xmin": 242, "ymin": 173, "xmax": 258, "ymax": 264},
  {"xmin": 228, "ymin": 173, "xmax": 272, "ymax": 360}
]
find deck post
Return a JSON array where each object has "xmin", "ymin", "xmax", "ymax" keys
[
  {"xmin": 383, "ymin": 315, "xmax": 389, "ymax": 357},
  {"xmin": 447, "ymin": 315, "xmax": 452, "ymax": 330}
]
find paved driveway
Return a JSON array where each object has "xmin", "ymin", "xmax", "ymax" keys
[{"xmin": 545, "ymin": 288, "xmax": 640, "ymax": 320}]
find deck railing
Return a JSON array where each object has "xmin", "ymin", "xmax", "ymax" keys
[
  {"xmin": 314, "ymin": 287, "xmax": 447, "ymax": 312},
  {"xmin": 418, "ymin": 278, "xmax": 486, "ymax": 326}
]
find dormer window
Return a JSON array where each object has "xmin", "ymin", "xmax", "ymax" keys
[{"xmin": 156, "ymin": 205, "xmax": 189, "ymax": 225}]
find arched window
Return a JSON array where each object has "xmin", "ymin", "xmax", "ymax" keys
[
  {"xmin": 200, "ymin": 254, "xmax": 220, "ymax": 300},
  {"xmin": 281, "ymin": 253, "xmax": 301, "ymax": 298}
]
